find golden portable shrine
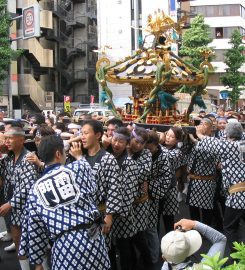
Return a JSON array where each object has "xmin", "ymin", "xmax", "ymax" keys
[{"xmin": 95, "ymin": 10, "xmax": 214, "ymax": 126}]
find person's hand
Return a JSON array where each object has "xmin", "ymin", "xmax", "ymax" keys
[
  {"xmin": 0, "ymin": 135, "xmax": 8, "ymax": 154},
  {"xmin": 189, "ymin": 134, "xmax": 198, "ymax": 144},
  {"xmin": 26, "ymin": 152, "xmax": 43, "ymax": 167},
  {"xmin": 0, "ymin": 202, "xmax": 12, "ymax": 216},
  {"xmin": 142, "ymin": 181, "xmax": 148, "ymax": 193},
  {"xmin": 159, "ymin": 132, "xmax": 166, "ymax": 145},
  {"xmin": 174, "ymin": 219, "xmax": 196, "ymax": 231},
  {"xmin": 35, "ymin": 264, "xmax": 44, "ymax": 270},
  {"xmin": 102, "ymin": 134, "xmax": 112, "ymax": 149},
  {"xmin": 69, "ymin": 142, "xmax": 83, "ymax": 160},
  {"xmin": 102, "ymin": 214, "xmax": 113, "ymax": 234},
  {"xmin": 196, "ymin": 125, "xmax": 206, "ymax": 139}
]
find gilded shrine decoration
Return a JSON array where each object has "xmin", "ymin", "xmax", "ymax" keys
[{"xmin": 96, "ymin": 10, "xmax": 213, "ymax": 124}]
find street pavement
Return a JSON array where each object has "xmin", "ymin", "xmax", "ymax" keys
[{"xmin": 0, "ymin": 203, "xmax": 244, "ymax": 270}]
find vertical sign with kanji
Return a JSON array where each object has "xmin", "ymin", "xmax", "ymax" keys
[{"xmin": 64, "ymin": 96, "xmax": 71, "ymax": 113}]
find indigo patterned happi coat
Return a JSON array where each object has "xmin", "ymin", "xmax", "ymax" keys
[
  {"xmin": 19, "ymin": 159, "xmax": 110, "ymax": 270},
  {"xmin": 0, "ymin": 148, "xmax": 38, "ymax": 226}
]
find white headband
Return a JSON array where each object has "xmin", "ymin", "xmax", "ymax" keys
[
  {"xmin": 5, "ymin": 131, "xmax": 25, "ymax": 136},
  {"xmin": 131, "ymin": 129, "xmax": 144, "ymax": 143},
  {"xmin": 113, "ymin": 132, "xmax": 130, "ymax": 142}
]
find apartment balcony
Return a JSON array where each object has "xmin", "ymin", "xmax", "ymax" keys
[
  {"xmin": 71, "ymin": 0, "xmax": 86, "ymax": 3},
  {"xmin": 18, "ymin": 38, "xmax": 53, "ymax": 68},
  {"xmin": 66, "ymin": 15, "xmax": 86, "ymax": 28},
  {"xmin": 18, "ymin": 74, "xmax": 54, "ymax": 111},
  {"xmin": 87, "ymin": 32, "xmax": 97, "ymax": 44},
  {"xmin": 40, "ymin": 10, "xmax": 53, "ymax": 29},
  {"xmin": 65, "ymin": 42, "xmax": 86, "ymax": 65},
  {"xmin": 41, "ymin": 0, "xmax": 69, "ymax": 19},
  {"xmin": 17, "ymin": 0, "xmax": 40, "ymax": 8},
  {"xmin": 39, "ymin": 74, "xmax": 56, "ymax": 92},
  {"xmin": 45, "ymin": 29, "xmax": 61, "ymax": 42},
  {"xmin": 57, "ymin": 62, "xmax": 86, "ymax": 93}
]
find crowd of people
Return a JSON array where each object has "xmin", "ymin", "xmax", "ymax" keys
[{"xmin": 0, "ymin": 107, "xmax": 244, "ymax": 270}]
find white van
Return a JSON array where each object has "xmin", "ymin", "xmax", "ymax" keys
[{"xmin": 73, "ymin": 107, "xmax": 114, "ymax": 122}]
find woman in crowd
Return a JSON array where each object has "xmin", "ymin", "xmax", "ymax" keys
[
  {"xmin": 127, "ymin": 127, "xmax": 154, "ymax": 270},
  {"xmin": 158, "ymin": 127, "xmax": 184, "ymax": 233},
  {"xmin": 145, "ymin": 130, "xmax": 172, "ymax": 270}
]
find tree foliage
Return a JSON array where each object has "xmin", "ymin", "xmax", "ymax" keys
[
  {"xmin": 189, "ymin": 242, "xmax": 245, "ymax": 270},
  {"xmin": 0, "ymin": 0, "xmax": 19, "ymax": 91},
  {"xmin": 179, "ymin": 14, "xmax": 213, "ymax": 69},
  {"xmin": 220, "ymin": 29, "xmax": 245, "ymax": 109},
  {"xmin": 177, "ymin": 15, "xmax": 213, "ymax": 116}
]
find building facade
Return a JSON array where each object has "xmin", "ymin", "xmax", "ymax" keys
[
  {"xmin": 190, "ymin": 0, "xmax": 245, "ymax": 107},
  {"xmin": 97, "ymin": 0, "xmax": 172, "ymax": 106},
  {"xmin": 4, "ymin": 0, "xmax": 98, "ymax": 117}
]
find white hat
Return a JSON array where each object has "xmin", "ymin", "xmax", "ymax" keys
[
  {"xmin": 161, "ymin": 230, "xmax": 202, "ymax": 264},
  {"xmin": 68, "ymin": 123, "xmax": 81, "ymax": 130},
  {"xmin": 227, "ymin": 118, "xmax": 238, "ymax": 123}
]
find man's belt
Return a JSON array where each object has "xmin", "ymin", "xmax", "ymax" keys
[
  {"xmin": 55, "ymin": 222, "xmax": 93, "ymax": 241},
  {"xmin": 134, "ymin": 194, "xmax": 149, "ymax": 205},
  {"xmin": 229, "ymin": 182, "xmax": 245, "ymax": 194},
  {"xmin": 98, "ymin": 203, "xmax": 106, "ymax": 213},
  {"xmin": 188, "ymin": 174, "xmax": 215, "ymax": 181}
]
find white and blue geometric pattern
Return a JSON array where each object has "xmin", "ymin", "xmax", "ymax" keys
[
  {"xmin": 112, "ymin": 154, "xmax": 139, "ymax": 238},
  {"xmin": 131, "ymin": 148, "xmax": 152, "ymax": 232},
  {"xmin": 186, "ymin": 142, "xmax": 218, "ymax": 209},
  {"xmin": 148, "ymin": 146, "xmax": 172, "ymax": 228},
  {"xmin": 0, "ymin": 149, "xmax": 38, "ymax": 226},
  {"xmin": 19, "ymin": 159, "xmax": 110, "ymax": 269},
  {"xmin": 196, "ymin": 137, "xmax": 245, "ymax": 209}
]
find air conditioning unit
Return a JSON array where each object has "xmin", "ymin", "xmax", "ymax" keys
[{"xmin": 45, "ymin": 95, "xmax": 53, "ymax": 102}]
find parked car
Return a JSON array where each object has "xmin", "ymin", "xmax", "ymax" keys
[{"xmin": 73, "ymin": 108, "xmax": 114, "ymax": 122}]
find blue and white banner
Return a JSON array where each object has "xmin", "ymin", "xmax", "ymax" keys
[{"xmin": 169, "ymin": 0, "xmax": 177, "ymax": 17}]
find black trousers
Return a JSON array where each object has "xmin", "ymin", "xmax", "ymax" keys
[
  {"xmin": 189, "ymin": 205, "xmax": 214, "ymax": 226},
  {"xmin": 116, "ymin": 237, "xmax": 136, "ymax": 270},
  {"xmin": 161, "ymin": 214, "xmax": 175, "ymax": 234},
  {"xmin": 223, "ymin": 206, "xmax": 245, "ymax": 250}
]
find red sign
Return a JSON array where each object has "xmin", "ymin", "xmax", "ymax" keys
[
  {"xmin": 23, "ymin": 7, "xmax": 34, "ymax": 37},
  {"xmin": 22, "ymin": 5, "xmax": 40, "ymax": 39},
  {"xmin": 64, "ymin": 96, "xmax": 71, "ymax": 102},
  {"xmin": 64, "ymin": 96, "xmax": 71, "ymax": 112},
  {"xmin": 90, "ymin": 95, "xmax": 95, "ymax": 105}
]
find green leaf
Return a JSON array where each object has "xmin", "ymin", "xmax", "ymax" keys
[{"xmin": 0, "ymin": 0, "xmax": 18, "ymax": 92}]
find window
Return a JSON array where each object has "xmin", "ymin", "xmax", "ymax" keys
[
  {"xmin": 131, "ymin": 28, "xmax": 135, "ymax": 50},
  {"xmin": 191, "ymin": 4, "xmax": 240, "ymax": 17},
  {"xmin": 45, "ymin": 95, "xmax": 53, "ymax": 102},
  {"xmin": 241, "ymin": 5, "xmax": 245, "ymax": 19},
  {"xmin": 214, "ymin": 50, "xmax": 226, "ymax": 61},
  {"xmin": 138, "ymin": 0, "xmax": 142, "ymax": 14},
  {"xmin": 215, "ymin": 27, "xmax": 223, "ymax": 39}
]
